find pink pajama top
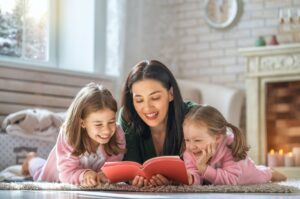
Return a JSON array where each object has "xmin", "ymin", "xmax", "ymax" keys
[
  {"xmin": 183, "ymin": 134, "xmax": 272, "ymax": 185},
  {"xmin": 29, "ymin": 124, "xmax": 125, "ymax": 184}
]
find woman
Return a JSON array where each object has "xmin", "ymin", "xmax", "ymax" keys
[{"xmin": 119, "ymin": 60, "xmax": 197, "ymax": 187}]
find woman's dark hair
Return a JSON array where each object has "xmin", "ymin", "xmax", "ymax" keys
[{"xmin": 121, "ymin": 60, "xmax": 186, "ymax": 155}]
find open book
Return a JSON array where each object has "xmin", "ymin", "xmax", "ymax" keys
[{"xmin": 101, "ymin": 156, "xmax": 188, "ymax": 184}]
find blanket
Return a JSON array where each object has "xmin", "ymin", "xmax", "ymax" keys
[
  {"xmin": 2, "ymin": 109, "xmax": 65, "ymax": 142},
  {"xmin": 0, "ymin": 165, "xmax": 31, "ymax": 182}
]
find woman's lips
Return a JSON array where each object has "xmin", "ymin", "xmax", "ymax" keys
[{"xmin": 145, "ymin": 112, "xmax": 158, "ymax": 120}]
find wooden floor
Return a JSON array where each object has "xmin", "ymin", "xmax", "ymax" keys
[{"xmin": 0, "ymin": 190, "xmax": 300, "ymax": 199}]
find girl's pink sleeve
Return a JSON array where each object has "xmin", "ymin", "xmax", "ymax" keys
[
  {"xmin": 55, "ymin": 130, "xmax": 89, "ymax": 184},
  {"xmin": 203, "ymin": 151, "xmax": 242, "ymax": 185},
  {"xmin": 105, "ymin": 125, "xmax": 126, "ymax": 162},
  {"xmin": 183, "ymin": 151, "xmax": 203, "ymax": 185}
]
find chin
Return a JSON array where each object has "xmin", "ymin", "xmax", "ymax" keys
[
  {"xmin": 99, "ymin": 140, "xmax": 109, "ymax": 145},
  {"xmin": 143, "ymin": 117, "xmax": 163, "ymax": 127}
]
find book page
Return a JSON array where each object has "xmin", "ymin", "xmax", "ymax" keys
[{"xmin": 143, "ymin": 156, "xmax": 189, "ymax": 184}]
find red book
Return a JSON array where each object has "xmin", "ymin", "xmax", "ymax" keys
[{"xmin": 102, "ymin": 156, "xmax": 189, "ymax": 184}]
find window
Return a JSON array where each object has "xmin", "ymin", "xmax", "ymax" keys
[
  {"xmin": 0, "ymin": 0, "xmax": 52, "ymax": 65},
  {"xmin": 0, "ymin": 0, "xmax": 123, "ymax": 76}
]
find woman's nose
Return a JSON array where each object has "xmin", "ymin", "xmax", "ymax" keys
[{"xmin": 144, "ymin": 100, "xmax": 153, "ymax": 110}]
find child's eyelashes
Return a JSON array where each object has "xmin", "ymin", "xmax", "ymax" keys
[
  {"xmin": 95, "ymin": 121, "xmax": 115, "ymax": 127},
  {"xmin": 184, "ymin": 139, "xmax": 202, "ymax": 142}
]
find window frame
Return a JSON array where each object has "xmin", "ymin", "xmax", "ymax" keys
[{"xmin": 0, "ymin": 0, "xmax": 57, "ymax": 68}]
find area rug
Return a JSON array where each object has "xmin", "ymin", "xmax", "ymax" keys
[{"xmin": 0, "ymin": 180, "xmax": 299, "ymax": 193}]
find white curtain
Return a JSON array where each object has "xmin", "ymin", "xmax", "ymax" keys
[
  {"xmin": 105, "ymin": 0, "xmax": 145, "ymax": 99},
  {"xmin": 105, "ymin": 0, "xmax": 126, "ymax": 76}
]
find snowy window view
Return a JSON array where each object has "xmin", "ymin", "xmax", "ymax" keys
[{"xmin": 0, "ymin": 0, "xmax": 49, "ymax": 61}]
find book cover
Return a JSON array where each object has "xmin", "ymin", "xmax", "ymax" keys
[{"xmin": 101, "ymin": 156, "xmax": 189, "ymax": 184}]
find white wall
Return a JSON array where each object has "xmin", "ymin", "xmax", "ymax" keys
[
  {"xmin": 58, "ymin": 0, "xmax": 95, "ymax": 72},
  {"xmin": 126, "ymin": 0, "xmax": 300, "ymax": 89}
]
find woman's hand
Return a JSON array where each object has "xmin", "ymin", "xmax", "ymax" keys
[
  {"xmin": 131, "ymin": 175, "xmax": 149, "ymax": 187},
  {"xmin": 81, "ymin": 170, "xmax": 99, "ymax": 187},
  {"xmin": 149, "ymin": 174, "xmax": 171, "ymax": 187}
]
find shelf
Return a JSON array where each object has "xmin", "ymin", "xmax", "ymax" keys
[{"xmin": 274, "ymin": 167, "xmax": 300, "ymax": 179}]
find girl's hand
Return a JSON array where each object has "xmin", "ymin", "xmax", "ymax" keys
[
  {"xmin": 187, "ymin": 173, "xmax": 194, "ymax": 185},
  {"xmin": 131, "ymin": 175, "xmax": 149, "ymax": 187},
  {"xmin": 97, "ymin": 172, "xmax": 109, "ymax": 184},
  {"xmin": 195, "ymin": 143, "xmax": 217, "ymax": 173},
  {"xmin": 149, "ymin": 174, "xmax": 171, "ymax": 187},
  {"xmin": 81, "ymin": 170, "xmax": 98, "ymax": 187}
]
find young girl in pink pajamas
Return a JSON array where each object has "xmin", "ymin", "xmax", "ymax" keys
[
  {"xmin": 22, "ymin": 83, "xmax": 126, "ymax": 187},
  {"xmin": 183, "ymin": 105, "xmax": 287, "ymax": 185}
]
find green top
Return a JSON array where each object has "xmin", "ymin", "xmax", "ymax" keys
[{"xmin": 118, "ymin": 101, "xmax": 197, "ymax": 164}]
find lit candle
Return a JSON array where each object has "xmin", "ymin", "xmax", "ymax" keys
[
  {"xmin": 288, "ymin": 8, "xmax": 293, "ymax": 23},
  {"xmin": 284, "ymin": 152, "xmax": 294, "ymax": 167},
  {"xmin": 277, "ymin": 149, "xmax": 284, "ymax": 166},
  {"xmin": 267, "ymin": 149, "xmax": 278, "ymax": 167},
  {"xmin": 292, "ymin": 147, "xmax": 300, "ymax": 166},
  {"xmin": 279, "ymin": 9, "xmax": 284, "ymax": 23}
]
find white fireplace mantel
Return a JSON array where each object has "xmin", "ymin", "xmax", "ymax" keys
[{"xmin": 239, "ymin": 43, "xmax": 300, "ymax": 164}]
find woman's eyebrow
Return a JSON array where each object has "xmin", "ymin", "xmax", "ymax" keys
[{"xmin": 133, "ymin": 90, "xmax": 162, "ymax": 97}]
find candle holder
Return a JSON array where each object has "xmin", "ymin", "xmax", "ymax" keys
[{"xmin": 278, "ymin": 8, "xmax": 300, "ymax": 43}]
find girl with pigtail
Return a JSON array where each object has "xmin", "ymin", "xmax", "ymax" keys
[{"xmin": 182, "ymin": 105, "xmax": 286, "ymax": 185}]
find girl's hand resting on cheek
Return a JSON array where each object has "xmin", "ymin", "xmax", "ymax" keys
[{"xmin": 195, "ymin": 143, "xmax": 217, "ymax": 174}]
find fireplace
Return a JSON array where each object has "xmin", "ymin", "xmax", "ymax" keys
[
  {"xmin": 266, "ymin": 81, "xmax": 300, "ymax": 153},
  {"xmin": 240, "ymin": 43, "xmax": 300, "ymax": 177}
]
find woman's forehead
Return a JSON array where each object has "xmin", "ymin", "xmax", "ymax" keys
[{"xmin": 132, "ymin": 79, "xmax": 166, "ymax": 95}]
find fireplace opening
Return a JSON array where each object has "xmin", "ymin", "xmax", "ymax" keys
[{"xmin": 266, "ymin": 81, "xmax": 300, "ymax": 154}]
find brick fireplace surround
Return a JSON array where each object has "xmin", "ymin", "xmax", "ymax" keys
[{"xmin": 240, "ymin": 43, "xmax": 300, "ymax": 178}]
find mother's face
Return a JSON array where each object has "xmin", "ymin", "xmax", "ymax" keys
[{"xmin": 131, "ymin": 79, "xmax": 173, "ymax": 129}]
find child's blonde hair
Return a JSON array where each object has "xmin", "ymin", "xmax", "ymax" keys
[
  {"xmin": 184, "ymin": 105, "xmax": 249, "ymax": 161},
  {"xmin": 64, "ymin": 82, "xmax": 124, "ymax": 157}
]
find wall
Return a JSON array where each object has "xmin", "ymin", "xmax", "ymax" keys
[
  {"xmin": 133, "ymin": 0, "xmax": 300, "ymax": 89},
  {"xmin": 58, "ymin": 0, "xmax": 95, "ymax": 72}
]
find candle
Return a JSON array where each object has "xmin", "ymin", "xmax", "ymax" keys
[
  {"xmin": 288, "ymin": 8, "xmax": 293, "ymax": 23},
  {"xmin": 277, "ymin": 149, "xmax": 284, "ymax": 166},
  {"xmin": 292, "ymin": 147, "xmax": 300, "ymax": 166},
  {"xmin": 267, "ymin": 149, "xmax": 278, "ymax": 167},
  {"xmin": 279, "ymin": 9, "xmax": 284, "ymax": 23},
  {"xmin": 284, "ymin": 152, "xmax": 294, "ymax": 167}
]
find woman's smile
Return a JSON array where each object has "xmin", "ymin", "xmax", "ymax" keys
[{"xmin": 145, "ymin": 111, "xmax": 159, "ymax": 120}]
